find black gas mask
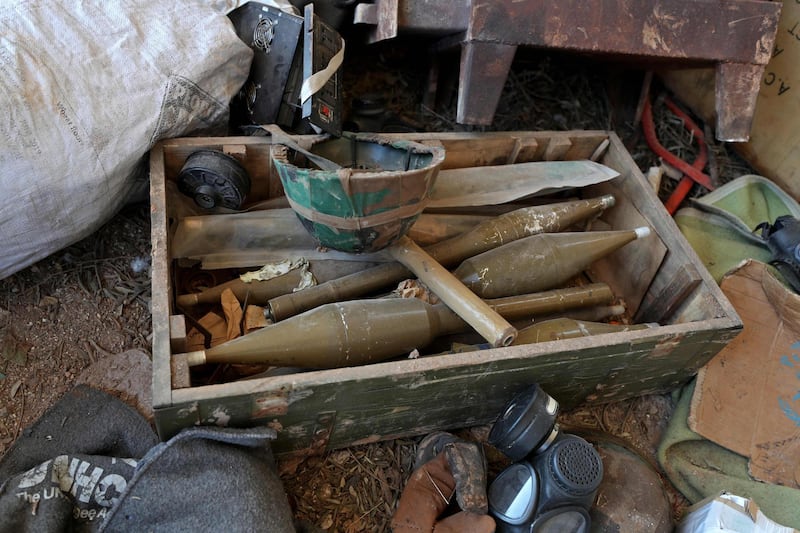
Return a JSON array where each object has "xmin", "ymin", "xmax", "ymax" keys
[
  {"xmin": 487, "ymin": 384, "xmax": 603, "ymax": 532},
  {"xmin": 755, "ymin": 215, "xmax": 800, "ymax": 293}
]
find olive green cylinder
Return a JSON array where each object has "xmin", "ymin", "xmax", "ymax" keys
[
  {"xmin": 175, "ymin": 273, "xmax": 306, "ymax": 308},
  {"xmin": 423, "ymin": 193, "xmax": 616, "ymax": 265},
  {"xmin": 533, "ymin": 304, "xmax": 626, "ymax": 324},
  {"xmin": 454, "ymin": 227, "xmax": 650, "ymax": 299},
  {"xmin": 484, "ymin": 283, "xmax": 614, "ymax": 321},
  {"xmin": 185, "ymin": 283, "xmax": 616, "ymax": 368},
  {"xmin": 267, "ymin": 195, "xmax": 616, "ymax": 321},
  {"xmin": 175, "ymin": 261, "xmax": 375, "ymax": 308},
  {"xmin": 513, "ymin": 317, "xmax": 652, "ymax": 344},
  {"xmin": 189, "ymin": 298, "xmax": 446, "ymax": 368}
]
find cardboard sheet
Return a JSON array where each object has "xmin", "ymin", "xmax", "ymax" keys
[{"xmin": 690, "ymin": 260, "xmax": 800, "ymax": 488}]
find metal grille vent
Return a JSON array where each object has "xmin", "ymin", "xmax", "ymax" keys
[
  {"xmin": 253, "ymin": 17, "xmax": 275, "ymax": 53},
  {"xmin": 549, "ymin": 439, "xmax": 602, "ymax": 496}
]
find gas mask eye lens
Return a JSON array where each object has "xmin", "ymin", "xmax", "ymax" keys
[
  {"xmin": 488, "ymin": 463, "xmax": 539, "ymax": 525},
  {"xmin": 531, "ymin": 507, "xmax": 590, "ymax": 533}
]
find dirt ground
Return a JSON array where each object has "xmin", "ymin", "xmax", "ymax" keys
[
  {"xmin": 0, "ymin": 204, "xmax": 153, "ymax": 452},
  {"xmin": 0, "ymin": 39, "xmax": 753, "ymax": 531}
]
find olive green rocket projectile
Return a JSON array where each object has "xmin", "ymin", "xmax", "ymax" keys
[
  {"xmin": 181, "ymin": 283, "xmax": 615, "ymax": 368},
  {"xmin": 175, "ymin": 273, "xmax": 305, "ymax": 308},
  {"xmin": 267, "ymin": 195, "xmax": 616, "ymax": 321},
  {"xmin": 533, "ymin": 304, "xmax": 627, "ymax": 324},
  {"xmin": 454, "ymin": 227, "xmax": 651, "ymax": 299},
  {"xmin": 513, "ymin": 317, "xmax": 653, "ymax": 344},
  {"xmin": 175, "ymin": 261, "xmax": 375, "ymax": 308}
]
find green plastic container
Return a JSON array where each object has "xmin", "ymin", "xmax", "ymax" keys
[{"xmin": 272, "ymin": 133, "xmax": 445, "ymax": 253}]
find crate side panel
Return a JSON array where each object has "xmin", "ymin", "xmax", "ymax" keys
[
  {"xmin": 311, "ymin": 326, "xmax": 739, "ymax": 451},
  {"xmin": 154, "ymin": 403, "xmax": 200, "ymax": 441},
  {"xmin": 593, "ymin": 134, "xmax": 740, "ymax": 325},
  {"xmin": 150, "ymin": 143, "xmax": 173, "ymax": 409},
  {"xmin": 583, "ymin": 172, "xmax": 668, "ymax": 317},
  {"xmin": 157, "ymin": 325, "xmax": 738, "ymax": 451},
  {"xmin": 380, "ymin": 131, "xmax": 607, "ymax": 167},
  {"xmin": 586, "ymin": 325, "xmax": 741, "ymax": 402}
]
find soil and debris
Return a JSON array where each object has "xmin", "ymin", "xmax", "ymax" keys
[
  {"xmin": 0, "ymin": 39, "xmax": 754, "ymax": 531},
  {"xmin": 0, "ymin": 204, "xmax": 152, "ymax": 453}
]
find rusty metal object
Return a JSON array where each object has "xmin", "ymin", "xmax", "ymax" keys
[
  {"xmin": 355, "ymin": 0, "xmax": 782, "ymax": 140},
  {"xmin": 309, "ymin": 411, "xmax": 336, "ymax": 456},
  {"xmin": 444, "ymin": 441, "xmax": 489, "ymax": 514},
  {"xmin": 589, "ymin": 440, "xmax": 673, "ymax": 533}
]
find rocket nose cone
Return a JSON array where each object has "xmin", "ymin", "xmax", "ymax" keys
[{"xmin": 453, "ymin": 262, "xmax": 481, "ymax": 289}]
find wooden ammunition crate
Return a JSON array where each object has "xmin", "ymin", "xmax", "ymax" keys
[{"xmin": 150, "ymin": 131, "xmax": 741, "ymax": 455}]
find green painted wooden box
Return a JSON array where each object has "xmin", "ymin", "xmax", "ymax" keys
[{"xmin": 149, "ymin": 130, "xmax": 742, "ymax": 456}]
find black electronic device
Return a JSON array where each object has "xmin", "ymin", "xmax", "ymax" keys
[
  {"xmin": 228, "ymin": 3, "xmax": 303, "ymax": 128},
  {"xmin": 229, "ymin": 2, "xmax": 344, "ymax": 136},
  {"xmin": 301, "ymin": 3, "xmax": 343, "ymax": 136},
  {"xmin": 755, "ymin": 215, "xmax": 800, "ymax": 292}
]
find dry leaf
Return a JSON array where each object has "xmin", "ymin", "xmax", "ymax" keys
[
  {"xmin": 1, "ymin": 332, "xmax": 30, "ymax": 366},
  {"xmin": 10, "ymin": 379, "xmax": 22, "ymax": 398},
  {"xmin": 319, "ymin": 513, "xmax": 334, "ymax": 530}
]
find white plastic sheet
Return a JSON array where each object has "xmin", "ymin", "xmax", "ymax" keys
[{"xmin": 0, "ymin": 0, "xmax": 253, "ymax": 278}]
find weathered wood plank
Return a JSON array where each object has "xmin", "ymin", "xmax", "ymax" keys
[
  {"xmin": 161, "ymin": 322, "xmax": 739, "ymax": 453},
  {"xmin": 635, "ymin": 264, "xmax": 703, "ymax": 324},
  {"xmin": 583, "ymin": 149, "xmax": 668, "ymax": 317},
  {"xmin": 456, "ymin": 41, "xmax": 517, "ymax": 125},
  {"xmin": 585, "ymin": 134, "xmax": 740, "ymax": 325},
  {"xmin": 379, "ymin": 131, "xmax": 607, "ymax": 167},
  {"xmin": 149, "ymin": 142, "xmax": 174, "ymax": 409}
]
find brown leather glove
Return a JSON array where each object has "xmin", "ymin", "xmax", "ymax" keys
[{"xmin": 391, "ymin": 443, "xmax": 495, "ymax": 533}]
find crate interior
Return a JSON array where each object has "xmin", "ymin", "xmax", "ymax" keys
[{"xmin": 150, "ymin": 131, "xmax": 741, "ymax": 446}]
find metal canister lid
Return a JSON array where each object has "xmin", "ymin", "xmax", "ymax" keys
[{"xmin": 488, "ymin": 383, "xmax": 560, "ymax": 462}]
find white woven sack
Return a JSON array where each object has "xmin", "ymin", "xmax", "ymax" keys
[{"xmin": 0, "ymin": 0, "xmax": 253, "ymax": 278}]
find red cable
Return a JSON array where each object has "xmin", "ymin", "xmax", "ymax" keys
[
  {"xmin": 641, "ymin": 96, "xmax": 714, "ymax": 194},
  {"xmin": 663, "ymin": 96, "xmax": 710, "ymax": 214},
  {"xmin": 664, "ymin": 98, "xmax": 709, "ymax": 179}
]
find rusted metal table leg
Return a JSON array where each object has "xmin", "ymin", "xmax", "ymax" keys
[
  {"xmin": 457, "ymin": 41, "xmax": 517, "ymax": 125},
  {"xmin": 715, "ymin": 62, "xmax": 766, "ymax": 142}
]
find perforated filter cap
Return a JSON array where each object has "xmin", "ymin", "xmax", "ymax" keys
[{"xmin": 547, "ymin": 436, "xmax": 603, "ymax": 497}]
